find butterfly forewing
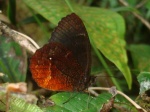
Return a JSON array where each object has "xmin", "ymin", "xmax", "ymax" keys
[{"xmin": 50, "ymin": 13, "xmax": 91, "ymax": 79}]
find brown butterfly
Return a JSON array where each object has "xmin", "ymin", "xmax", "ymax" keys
[{"xmin": 30, "ymin": 13, "xmax": 94, "ymax": 91}]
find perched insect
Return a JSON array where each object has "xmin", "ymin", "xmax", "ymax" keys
[{"xmin": 30, "ymin": 13, "xmax": 94, "ymax": 91}]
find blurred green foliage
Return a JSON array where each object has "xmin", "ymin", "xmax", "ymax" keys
[{"xmin": 0, "ymin": 36, "xmax": 26, "ymax": 82}]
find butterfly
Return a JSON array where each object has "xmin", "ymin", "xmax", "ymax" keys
[{"xmin": 30, "ymin": 13, "xmax": 94, "ymax": 91}]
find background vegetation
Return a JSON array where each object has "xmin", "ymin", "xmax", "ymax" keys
[{"xmin": 0, "ymin": 0, "xmax": 150, "ymax": 111}]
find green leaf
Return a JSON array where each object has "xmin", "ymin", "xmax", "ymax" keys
[
  {"xmin": 0, "ymin": 36, "xmax": 26, "ymax": 82},
  {"xmin": 137, "ymin": 72, "xmax": 150, "ymax": 94},
  {"xmin": 9, "ymin": 98, "xmax": 42, "ymax": 112},
  {"xmin": 23, "ymin": 0, "xmax": 132, "ymax": 89},
  {"xmin": 128, "ymin": 44, "xmax": 150, "ymax": 72},
  {"xmin": 79, "ymin": 8, "xmax": 131, "ymax": 89},
  {"xmin": 0, "ymin": 92, "xmax": 42, "ymax": 112},
  {"xmin": 41, "ymin": 92, "xmax": 112, "ymax": 112}
]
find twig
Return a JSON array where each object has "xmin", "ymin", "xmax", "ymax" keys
[
  {"xmin": 0, "ymin": 21, "xmax": 39, "ymax": 54},
  {"xmin": 12, "ymin": 30, "xmax": 40, "ymax": 49},
  {"xmin": 118, "ymin": 0, "xmax": 128, "ymax": 6},
  {"xmin": 88, "ymin": 87, "xmax": 147, "ymax": 112},
  {"xmin": 136, "ymin": 0, "xmax": 148, "ymax": 9},
  {"xmin": 118, "ymin": 0, "xmax": 150, "ymax": 30}
]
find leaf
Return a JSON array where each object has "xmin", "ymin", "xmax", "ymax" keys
[
  {"xmin": 137, "ymin": 72, "xmax": 150, "ymax": 94},
  {"xmin": 0, "ymin": 91, "xmax": 42, "ymax": 112},
  {"xmin": 128, "ymin": 44, "xmax": 150, "ymax": 72},
  {"xmin": 0, "ymin": 36, "xmax": 27, "ymax": 82},
  {"xmin": 23, "ymin": 0, "xmax": 132, "ymax": 89},
  {"xmin": 41, "ymin": 92, "xmax": 112, "ymax": 112},
  {"xmin": 43, "ymin": 92, "xmax": 139, "ymax": 112},
  {"xmin": 79, "ymin": 8, "xmax": 131, "ymax": 89},
  {"xmin": 9, "ymin": 97, "xmax": 42, "ymax": 112}
]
